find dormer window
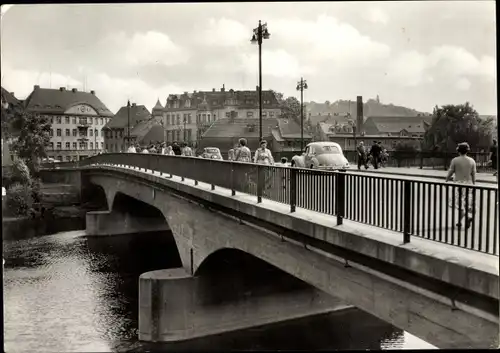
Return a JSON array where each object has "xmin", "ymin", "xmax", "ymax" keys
[{"xmin": 185, "ymin": 99, "xmax": 191, "ymax": 108}]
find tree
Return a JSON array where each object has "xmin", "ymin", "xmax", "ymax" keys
[
  {"xmin": 279, "ymin": 96, "xmax": 301, "ymax": 123},
  {"xmin": 8, "ymin": 109, "xmax": 51, "ymax": 175},
  {"xmin": 423, "ymin": 102, "xmax": 494, "ymax": 152}
]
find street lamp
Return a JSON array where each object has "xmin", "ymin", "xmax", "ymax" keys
[
  {"xmin": 296, "ymin": 78, "xmax": 308, "ymax": 153},
  {"xmin": 127, "ymin": 100, "xmax": 131, "ymax": 148},
  {"xmin": 251, "ymin": 20, "xmax": 271, "ymax": 142}
]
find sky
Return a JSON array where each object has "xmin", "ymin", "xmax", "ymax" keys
[{"xmin": 0, "ymin": 2, "xmax": 496, "ymax": 115}]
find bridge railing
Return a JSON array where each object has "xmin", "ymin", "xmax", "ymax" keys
[{"xmin": 59, "ymin": 153, "xmax": 499, "ymax": 256}]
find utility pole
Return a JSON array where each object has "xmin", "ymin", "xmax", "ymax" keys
[
  {"xmin": 251, "ymin": 20, "xmax": 271, "ymax": 143},
  {"xmin": 127, "ymin": 100, "xmax": 131, "ymax": 148},
  {"xmin": 296, "ymin": 78, "xmax": 308, "ymax": 153}
]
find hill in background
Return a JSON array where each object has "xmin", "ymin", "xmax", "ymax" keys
[{"xmin": 305, "ymin": 97, "xmax": 429, "ymax": 117}]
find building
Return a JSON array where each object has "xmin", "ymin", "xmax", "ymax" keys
[
  {"xmin": 362, "ymin": 116, "xmax": 432, "ymax": 138},
  {"xmin": 271, "ymin": 118, "xmax": 312, "ymax": 153},
  {"xmin": 23, "ymin": 85, "xmax": 114, "ymax": 161},
  {"xmin": 1, "ymin": 87, "xmax": 21, "ymax": 166},
  {"xmin": 152, "ymin": 85, "xmax": 281, "ymax": 146},
  {"xmin": 200, "ymin": 117, "xmax": 279, "ymax": 153},
  {"xmin": 104, "ymin": 103, "xmax": 155, "ymax": 152}
]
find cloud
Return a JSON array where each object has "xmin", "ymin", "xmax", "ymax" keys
[
  {"xmin": 456, "ymin": 78, "xmax": 471, "ymax": 91},
  {"xmin": 387, "ymin": 45, "xmax": 495, "ymax": 89},
  {"xmin": 197, "ymin": 18, "xmax": 249, "ymax": 47},
  {"xmin": 238, "ymin": 49, "xmax": 315, "ymax": 78},
  {"xmin": 270, "ymin": 15, "xmax": 391, "ymax": 67},
  {"xmin": 100, "ymin": 31, "xmax": 189, "ymax": 67},
  {"xmin": 363, "ymin": 8, "xmax": 389, "ymax": 25}
]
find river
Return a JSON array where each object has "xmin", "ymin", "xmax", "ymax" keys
[{"xmin": 3, "ymin": 229, "xmax": 437, "ymax": 351}]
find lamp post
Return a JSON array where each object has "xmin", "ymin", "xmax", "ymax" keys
[
  {"xmin": 251, "ymin": 20, "xmax": 271, "ymax": 143},
  {"xmin": 127, "ymin": 100, "xmax": 131, "ymax": 148},
  {"xmin": 183, "ymin": 116, "xmax": 187, "ymax": 143},
  {"xmin": 296, "ymin": 78, "xmax": 308, "ymax": 153}
]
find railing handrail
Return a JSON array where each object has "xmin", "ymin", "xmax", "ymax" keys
[{"xmin": 54, "ymin": 152, "xmax": 497, "ymax": 191}]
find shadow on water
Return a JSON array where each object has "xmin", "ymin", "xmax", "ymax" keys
[{"xmin": 3, "ymin": 228, "xmax": 414, "ymax": 352}]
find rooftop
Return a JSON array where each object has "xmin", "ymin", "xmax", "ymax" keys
[
  {"xmin": 366, "ymin": 116, "xmax": 432, "ymax": 134},
  {"xmin": 1, "ymin": 87, "xmax": 20, "ymax": 107},
  {"xmin": 277, "ymin": 118, "xmax": 312, "ymax": 139},
  {"xmin": 105, "ymin": 103, "xmax": 151, "ymax": 129},
  {"xmin": 202, "ymin": 118, "xmax": 278, "ymax": 139},
  {"xmin": 23, "ymin": 85, "xmax": 113, "ymax": 116}
]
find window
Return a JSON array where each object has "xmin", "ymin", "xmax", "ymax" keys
[
  {"xmin": 72, "ymin": 117, "xmax": 77, "ymax": 124},
  {"xmin": 65, "ymin": 117, "xmax": 70, "ymax": 124},
  {"xmin": 65, "ymin": 129, "xmax": 70, "ymax": 136},
  {"xmin": 176, "ymin": 114, "xmax": 180, "ymax": 125},
  {"xmin": 50, "ymin": 142, "xmax": 54, "ymax": 150},
  {"xmin": 101, "ymin": 142, "xmax": 104, "ymax": 149},
  {"xmin": 80, "ymin": 129, "xmax": 86, "ymax": 137},
  {"xmin": 207, "ymin": 114, "xmax": 211, "ymax": 122},
  {"xmin": 176, "ymin": 130, "xmax": 180, "ymax": 141},
  {"xmin": 185, "ymin": 99, "xmax": 191, "ymax": 108},
  {"xmin": 79, "ymin": 117, "xmax": 86, "ymax": 125},
  {"xmin": 263, "ymin": 112, "xmax": 267, "ymax": 117},
  {"xmin": 56, "ymin": 142, "xmax": 62, "ymax": 150},
  {"xmin": 90, "ymin": 129, "xmax": 93, "ymax": 136},
  {"xmin": 105, "ymin": 144, "xmax": 109, "ymax": 151},
  {"xmin": 57, "ymin": 129, "xmax": 62, "ymax": 136},
  {"xmin": 100, "ymin": 118, "xmax": 103, "ymax": 125},
  {"xmin": 79, "ymin": 142, "xmax": 85, "ymax": 150},
  {"xmin": 247, "ymin": 111, "xmax": 254, "ymax": 117},
  {"xmin": 50, "ymin": 116, "xmax": 54, "ymax": 124},
  {"xmin": 56, "ymin": 116, "xmax": 62, "ymax": 124},
  {"xmin": 225, "ymin": 112, "xmax": 230, "ymax": 118},
  {"xmin": 187, "ymin": 129, "xmax": 192, "ymax": 141},
  {"xmin": 95, "ymin": 129, "xmax": 98, "ymax": 137},
  {"xmin": 49, "ymin": 129, "xmax": 54, "ymax": 137},
  {"xmin": 90, "ymin": 142, "xmax": 93, "ymax": 150},
  {"xmin": 188, "ymin": 113, "xmax": 192, "ymax": 124},
  {"xmin": 270, "ymin": 111, "xmax": 274, "ymax": 117},
  {"xmin": 73, "ymin": 142, "xmax": 77, "ymax": 149},
  {"xmin": 66, "ymin": 156, "xmax": 71, "ymax": 161},
  {"xmin": 72, "ymin": 129, "xmax": 77, "ymax": 136},
  {"xmin": 64, "ymin": 142, "xmax": 69, "ymax": 149},
  {"xmin": 88, "ymin": 117, "xmax": 93, "ymax": 125}
]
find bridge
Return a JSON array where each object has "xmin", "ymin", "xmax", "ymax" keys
[{"xmin": 40, "ymin": 154, "xmax": 499, "ymax": 349}]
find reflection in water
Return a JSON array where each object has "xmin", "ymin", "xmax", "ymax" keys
[{"xmin": 3, "ymin": 230, "xmax": 436, "ymax": 352}]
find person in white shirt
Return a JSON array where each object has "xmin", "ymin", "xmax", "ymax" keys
[
  {"xmin": 253, "ymin": 140, "xmax": 274, "ymax": 165},
  {"xmin": 141, "ymin": 147, "xmax": 149, "ymax": 154},
  {"xmin": 445, "ymin": 142, "xmax": 477, "ymax": 229},
  {"xmin": 127, "ymin": 145, "xmax": 136, "ymax": 153},
  {"xmin": 181, "ymin": 143, "xmax": 194, "ymax": 157}
]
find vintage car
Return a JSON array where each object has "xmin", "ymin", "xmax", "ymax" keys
[
  {"xmin": 200, "ymin": 147, "xmax": 223, "ymax": 160},
  {"xmin": 291, "ymin": 142, "xmax": 350, "ymax": 170}
]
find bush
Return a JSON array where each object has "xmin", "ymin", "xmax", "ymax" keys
[
  {"xmin": 5, "ymin": 182, "xmax": 34, "ymax": 217},
  {"xmin": 11, "ymin": 158, "xmax": 31, "ymax": 185}
]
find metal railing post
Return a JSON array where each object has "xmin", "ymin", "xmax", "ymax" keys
[
  {"xmin": 290, "ymin": 167, "xmax": 297, "ymax": 212},
  {"xmin": 231, "ymin": 162, "xmax": 235, "ymax": 196},
  {"xmin": 257, "ymin": 165, "xmax": 264, "ymax": 203},
  {"xmin": 335, "ymin": 170, "xmax": 346, "ymax": 225},
  {"xmin": 403, "ymin": 180, "xmax": 412, "ymax": 243}
]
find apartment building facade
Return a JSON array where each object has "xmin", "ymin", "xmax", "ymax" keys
[{"xmin": 23, "ymin": 86, "xmax": 114, "ymax": 161}]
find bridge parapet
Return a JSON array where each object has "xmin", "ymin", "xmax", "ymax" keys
[{"xmin": 54, "ymin": 153, "xmax": 499, "ymax": 256}]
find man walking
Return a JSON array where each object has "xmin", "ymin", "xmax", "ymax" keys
[
  {"xmin": 489, "ymin": 139, "xmax": 497, "ymax": 176},
  {"xmin": 357, "ymin": 141, "xmax": 368, "ymax": 170},
  {"xmin": 369, "ymin": 141, "xmax": 381, "ymax": 169}
]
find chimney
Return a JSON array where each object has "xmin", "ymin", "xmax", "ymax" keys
[
  {"xmin": 193, "ymin": 90, "xmax": 197, "ymax": 93},
  {"xmin": 184, "ymin": 91, "xmax": 188, "ymax": 95},
  {"xmin": 10, "ymin": 92, "xmax": 14, "ymax": 96},
  {"xmin": 356, "ymin": 96, "xmax": 363, "ymax": 133},
  {"xmin": 72, "ymin": 88, "xmax": 77, "ymax": 93},
  {"xmin": 59, "ymin": 87, "xmax": 66, "ymax": 91},
  {"xmin": 221, "ymin": 84, "xmax": 225, "ymax": 92},
  {"xmin": 34, "ymin": 85, "xmax": 40, "ymax": 90},
  {"xmin": 90, "ymin": 90, "xmax": 95, "ymax": 95},
  {"xmin": 132, "ymin": 103, "xmax": 136, "ymax": 107},
  {"xmin": 212, "ymin": 88, "xmax": 216, "ymax": 92},
  {"xmin": 256, "ymin": 85, "xmax": 259, "ymax": 91}
]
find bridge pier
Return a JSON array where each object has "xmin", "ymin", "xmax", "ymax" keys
[
  {"xmin": 138, "ymin": 268, "xmax": 352, "ymax": 343},
  {"xmin": 86, "ymin": 210, "xmax": 170, "ymax": 236}
]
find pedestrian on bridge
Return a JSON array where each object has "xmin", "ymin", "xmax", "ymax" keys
[
  {"xmin": 489, "ymin": 139, "xmax": 497, "ymax": 177},
  {"xmin": 357, "ymin": 141, "xmax": 369, "ymax": 170},
  {"xmin": 369, "ymin": 141, "xmax": 381, "ymax": 169},
  {"xmin": 172, "ymin": 142, "xmax": 182, "ymax": 156},
  {"xmin": 445, "ymin": 142, "xmax": 477, "ymax": 230},
  {"xmin": 234, "ymin": 138, "xmax": 251, "ymax": 163}
]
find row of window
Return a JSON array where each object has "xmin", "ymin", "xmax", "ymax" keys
[
  {"xmin": 49, "ymin": 142, "xmax": 104, "ymax": 150},
  {"xmin": 48, "ymin": 116, "xmax": 111, "ymax": 125},
  {"xmin": 50, "ymin": 128, "xmax": 102, "ymax": 137},
  {"xmin": 166, "ymin": 99, "xmax": 274, "ymax": 109},
  {"xmin": 165, "ymin": 129, "xmax": 193, "ymax": 142},
  {"xmin": 163, "ymin": 111, "xmax": 277, "ymax": 126},
  {"xmin": 106, "ymin": 144, "xmax": 125, "ymax": 152},
  {"xmin": 105, "ymin": 130, "xmax": 124, "ymax": 139},
  {"xmin": 51, "ymin": 156, "xmax": 81, "ymax": 162}
]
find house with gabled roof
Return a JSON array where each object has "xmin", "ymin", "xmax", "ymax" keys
[
  {"xmin": 271, "ymin": 118, "xmax": 312, "ymax": 152},
  {"xmin": 22, "ymin": 85, "xmax": 113, "ymax": 161}
]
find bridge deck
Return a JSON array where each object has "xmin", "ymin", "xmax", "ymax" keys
[{"xmin": 102, "ymin": 164, "xmax": 498, "ymax": 275}]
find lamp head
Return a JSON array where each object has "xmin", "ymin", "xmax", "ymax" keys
[
  {"xmin": 304, "ymin": 82, "xmax": 308, "ymax": 89},
  {"xmin": 250, "ymin": 34, "xmax": 258, "ymax": 44},
  {"xmin": 262, "ymin": 28, "xmax": 270, "ymax": 39},
  {"xmin": 296, "ymin": 85, "xmax": 300, "ymax": 91}
]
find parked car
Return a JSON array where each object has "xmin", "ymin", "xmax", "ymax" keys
[
  {"xmin": 291, "ymin": 142, "xmax": 350, "ymax": 170},
  {"xmin": 200, "ymin": 147, "xmax": 223, "ymax": 160}
]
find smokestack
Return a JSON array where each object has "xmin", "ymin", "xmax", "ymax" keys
[
  {"xmin": 90, "ymin": 90, "xmax": 95, "ymax": 95},
  {"xmin": 34, "ymin": 85, "xmax": 40, "ymax": 90},
  {"xmin": 356, "ymin": 96, "xmax": 363, "ymax": 133},
  {"xmin": 72, "ymin": 88, "xmax": 77, "ymax": 93}
]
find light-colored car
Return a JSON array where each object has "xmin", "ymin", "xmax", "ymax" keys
[
  {"xmin": 291, "ymin": 142, "xmax": 350, "ymax": 170},
  {"xmin": 201, "ymin": 147, "xmax": 223, "ymax": 160}
]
